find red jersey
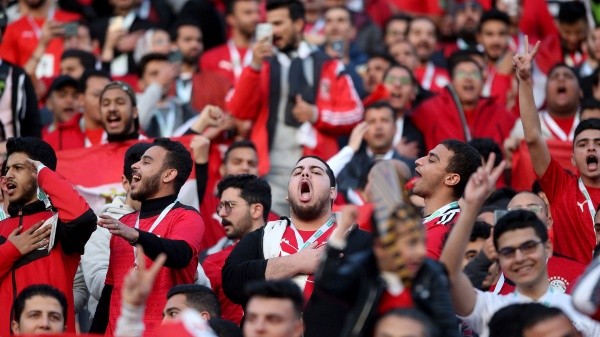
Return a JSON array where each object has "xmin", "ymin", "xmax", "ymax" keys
[
  {"xmin": 105, "ymin": 198, "xmax": 204, "ymax": 337},
  {"xmin": 497, "ymin": 255, "xmax": 586, "ymax": 294},
  {"xmin": 42, "ymin": 113, "xmax": 86, "ymax": 151},
  {"xmin": 423, "ymin": 201, "xmax": 460, "ymax": 260},
  {"xmin": 387, "ymin": 0, "xmax": 444, "ymax": 16},
  {"xmin": 200, "ymin": 41, "xmax": 250, "ymax": 85},
  {"xmin": 0, "ymin": 10, "xmax": 80, "ymax": 78},
  {"xmin": 201, "ymin": 245, "xmax": 243, "ymax": 324},
  {"xmin": 411, "ymin": 89, "xmax": 517, "ymax": 151},
  {"xmin": 413, "ymin": 62, "xmax": 450, "ymax": 95},
  {"xmin": 539, "ymin": 159, "xmax": 600, "ymax": 264}
]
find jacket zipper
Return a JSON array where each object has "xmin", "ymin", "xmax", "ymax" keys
[{"xmin": 10, "ymin": 208, "xmax": 23, "ymax": 328}]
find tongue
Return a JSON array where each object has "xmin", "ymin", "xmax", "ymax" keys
[
  {"xmin": 300, "ymin": 191, "xmax": 311, "ymax": 201},
  {"xmin": 589, "ymin": 162, "xmax": 598, "ymax": 171}
]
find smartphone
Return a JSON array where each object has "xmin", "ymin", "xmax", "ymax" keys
[
  {"xmin": 256, "ymin": 23, "xmax": 273, "ymax": 44},
  {"xmin": 331, "ymin": 40, "xmax": 345, "ymax": 57},
  {"xmin": 168, "ymin": 50, "xmax": 183, "ymax": 63},
  {"xmin": 63, "ymin": 22, "xmax": 78, "ymax": 37}
]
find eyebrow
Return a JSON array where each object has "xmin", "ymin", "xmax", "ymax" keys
[
  {"xmin": 141, "ymin": 155, "xmax": 154, "ymax": 161},
  {"xmin": 428, "ymin": 152, "xmax": 440, "ymax": 160},
  {"xmin": 293, "ymin": 165, "xmax": 326, "ymax": 172}
]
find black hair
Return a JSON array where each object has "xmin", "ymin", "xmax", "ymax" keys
[
  {"xmin": 79, "ymin": 69, "xmax": 111, "ymax": 93},
  {"xmin": 441, "ymin": 139, "xmax": 482, "ymax": 198},
  {"xmin": 170, "ymin": 18, "xmax": 201, "ymax": 42},
  {"xmin": 364, "ymin": 100, "xmax": 396, "ymax": 120},
  {"xmin": 471, "ymin": 221, "xmax": 492, "ymax": 242},
  {"xmin": 167, "ymin": 284, "xmax": 221, "ymax": 318},
  {"xmin": 558, "ymin": 1, "xmax": 587, "ymax": 25},
  {"xmin": 574, "ymin": 118, "xmax": 600, "ymax": 140},
  {"xmin": 521, "ymin": 303, "xmax": 568, "ymax": 331},
  {"xmin": 377, "ymin": 308, "xmax": 433, "ymax": 337},
  {"xmin": 223, "ymin": 140, "xmax": 257, "ymax": 164},
  {"xmin": 208, "ymin": 318, "xmax": 243, "ymax": 337},
  {"xmin": 488, "ymin": 303, "xmax": 526, "ymax": 337},
  {"xmin": 265, "ymin": 0, "xmax": 305, "ymax": 22},
  {"xmin": 531, "ymin": 180, "xmax": 543, "ymax": 195},
  {"xmin": 581, "ymin": 98, "xmax": 600, "ymax": 111},
  {"xmin": 12, "ymin": 284, "xmax": 67, "ymax": 324},
  {"xmin": 448, "ymin": 50, "xmax": 484, "ymax": 77},
  {"xmin": 152, "ymin": 138, "xmax": 193, "ymax": 193},
  {"xmin": 324, "ymin": 6, "xmax": 354, "ymax": 25},
  {"xmin": 123, "ymin": 142, "xmax": 153, "ymax": 183},
  {"xmin": 383, "ymin": 13, "xmax": 412, "ymax": 37},
  {"xmin": 367, "ymin": 51, "xmax": 395, "ymax": 65},
  {"xmin": 493, "ymin": 209, "xmax": 548, "ymax": 249},
  {"xmin": 137, "ymin": 53, "xmax": 169, "ymax": 78},
  {"xmin": 225, "ymin": 0, "xmax": 260, "ymax": 15},
  {"xmin": 468, "ymin": 138, "xmax": 503, "ymax": 167},
  {"xmin": 295, "ymin": 155, "xmax": 336, "ymax": 188},
  {"xmin": 547, "ymin": 62, "xmax": 579, "ymax": 81},
  {"xmin": 245, "ymin": 280, "xmax": 304, "ymax": 317},
  {"xmin": 217, "ymin": 174, "xmax": 272, "ymax": 222},
  {"xmin": 100, "ymin": 81, "xmax": 137, "ymax": 107},
  {"xmin": 61, "ymin": 49, "xmax": 97, "ymax": 71},
  {"xmin": 6, "ymin": 137, "xmax": 57, "ymax": 171},
  {"xmin": 477, "ymin": 9, "xmax": 510, "ymax": 33}
]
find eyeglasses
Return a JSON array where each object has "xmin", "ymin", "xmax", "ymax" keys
[
  {"xmin": 216, "ymin": 200, "xmax": 247, "ymax": 214},
  {"xmin": 507, "ymin": 204, "xmax": 544, "ymax": 215},
  {"xmin": 498, "ymin": 240, "xmax": 543, "ymax": 259},
  {"xmin": 384, "ymin": 75, "xmax": 412, "ymax": 86},
  {"xmin": 454, "ymin": 70, "xmax": 482, "ymax": 80}
]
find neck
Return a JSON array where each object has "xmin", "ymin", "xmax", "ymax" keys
[
  {"xmin": 548, "ymin": 107, "xmax": 577, "ymax": 118},
  {"xmin": 369, "ymin": 146, "xmax": 392, "ymax": 156},
  {"xmin": 181, "ymin": 62, "xmax": 197, "ymax": 74},
  {"xmin": 28, "ymin": 1, "xmax": 51, "ymax": 18},
  {"xmin": 418, "ymin": 59, "xmax": 429, "ymax": 68},
  {"xmin": 461, "ymin": 100, "xmax": 478, "ymax": 111},
  {"xmin": 423, "ymin": 193, "xmax": 457, "ymax": 216},
  {"xmin": 516, "ymin": 274, "xmax": 550, "ymax": 300},
  {"xmin": 114, "ymin": 8, "xmax": 133, "ymax": 17},
  {"xmin": 84, "ymin": 117, "xmax": 103, "ymax": 130},
  {"xmin": 231, "ymin": 30, "xmax": 251, "ymax": 48},
  {"xmin": 581, "ymin": 175, "xmax": 600, "ymax": 188},
  {"xmin": 290, "ymin": 211, "xmax": 332, "ymax": 231}
]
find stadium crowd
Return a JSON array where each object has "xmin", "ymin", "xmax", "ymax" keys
[{"xmin": 3, "ymin": 0, "xmax": 600, "ymax": 336}]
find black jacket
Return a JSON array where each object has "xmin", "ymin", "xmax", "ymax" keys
[
  {"xmin": 315, "ymin": 244, "xmax": 460, "ymax": 337},
  {"xmin": 0, "ymin": 60, "xmax": 41, "ymax": 139},
  {"xmin": 222, "ymin": 223, "xmax": 372, "ymax": 337}
]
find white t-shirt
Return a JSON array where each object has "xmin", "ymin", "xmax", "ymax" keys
[{"xmin": 459, "ymin": 288, "xmax": 600, "ymax": 337}]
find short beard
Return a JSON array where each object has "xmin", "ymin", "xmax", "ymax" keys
[
  {"xmin": 26, "ymin": 0, "xmax": 46, "ymax": 9},
  {"xmin": 130, "ymin": 171, "xmax": 161, "ymax": 201},
  {"xmin": 290, "ymin": 194, "xmax": 330, "ymax": 222},
  {"xmin": 10, "ymin": 180, "xmax": 38, "ymax": 208}
]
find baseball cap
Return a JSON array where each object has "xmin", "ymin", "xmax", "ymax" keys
[{"xmin": 48, "ymin": 75, "xmax": 80, "ymax": 95}]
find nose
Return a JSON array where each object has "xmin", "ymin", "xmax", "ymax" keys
[
  {"xmin": 514, "ymin": 248, "xmax": 526, "ymax": 262},
  {"xmin": 39, "ymin": 315, "xmax": 51, "ymax": 330},
  {"xmin": 218, "ymin": 205, "xmax": 228, "ymax": 217},
  {"xmin": 415, "ymin": 156, "xmax": 425, "ymax": 166},
  {"xmin": 131, "ymin": 160, "xmax": 140, "ymax": 171}
]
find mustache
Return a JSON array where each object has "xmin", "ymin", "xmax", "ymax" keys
[{"xmin": 222, "ymin": 218, "xmax": 233, "ymax": 227}]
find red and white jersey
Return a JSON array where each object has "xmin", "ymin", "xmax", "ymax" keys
[
  {"xmin": 413, "ymin": 62, "xmax": 449, "ymax": 95},
  {"xmin": 422, "ymin": 201, "xmax": 460, "ymax": 260}
]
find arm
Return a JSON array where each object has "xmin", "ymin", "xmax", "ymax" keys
[
  {"xmin": 81, "ymin": 227, "xmax": 111, "ymax": 301},
  {"xmin": 137, "ymin": 83, "xmax": 167, "ymax": 129},
  {"xmin": 73, "ymin": 265, "xmax": 90, "ymax": 313},
  {"xmin": 439, "ymin": 154, "xmax": 505, "ymax": 316},
  {"xmin": 514, "ymin": 38, "xmax": 549, "ymax": 177},
  {"xmin": 135, "ymin": 230, "xmax": 193, "ymax": 269},
  {"xmin": 326, "ymin": 122, "xmax": 367, "ymax": 176},
  {"xmin": 572, "ymin": 257, "xmax": 600, "ymax": 321},
  {"xmin": 0, "ymin": 221, "xmax": 51, "ymax": 278},
  {"xmin": 312, "ymin": 62, "xmax": 364, "ymax": 135},
  {"xmin": 190, "ymin": 135, "xmax": 211, "ymax": 205}
]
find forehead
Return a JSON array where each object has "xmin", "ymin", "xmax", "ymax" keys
[
  {"xmin": 145, "ymin": 60, "xmax": 169, "ymax": 71},
  {"xmin": 24, "ymin": 295, "xmax": 62, "ymax": 312},
  {"xmin": 52, "ymin": 86, "xmax": 78, "ymax": 95},
  {"xmin": 454, "ymin": 61, "xmax": 480, "ymax": 72},
  {"xmin": 497, "ymin": 227, "xmax": 540, "ymax": 248},
  {"xmin": 178, "ymin": 25, "xmax": 201, "ymax": 37},
  {"xmin": 431, "ymin": 144, "xmax": 454, "ymax": 162},
  {"xmin": 387, "ymin": 66, "xmax": 411, "ymax": 78},
  {"xmin": 226, "ymin": 147, "xmax": 257, "ymax": 162},
  {"xmin": 508, "ymin": 192, "xmax": 544, "ymax": 208},
  {"xmin": 574, "ymin": 128, "xmax": 600, "ymax": 143},
  {"xmin": 102, "ymin": 88, "xmax": 132, "ymax": 102},
  {"xmin": 61, "ymin": 57, "xmax": 82, "ymax": 65},
  {"xmin": 221, "ymin": 187, "xmax": 243, "ymax": 200},
  {"xmin": 87, "ymin": 76, "xmax": 110, "ymax": 90},
  {"xmin": 7, "ymin": 152, "xmax": 31, "ymax": 165},
  {"xmin": 165, "ymin": 293, "xmax": 189, "ymax": 310},
  {"xmin": 376, "ymin": 316, "xmax": 425, "ymax": 337},
  {"xmin": 246, "ymin": 297, "xmax": 295, "ymax": 315},
  {"xmin": 294, "ymin": 157, "xmax": 327, "ymax": 171},
  {"xmin": 144, "ymin": 145, "xmax": 168, "ymax": 161},
  {"xmin": 548, "ymin": 66, "xmax": 576, "ymax": 78},
  {"xmin": 267, "ymin": 7, "xmax": 291, "ymax": 21},
  {"xmin": 365, "ymin": 106, "xmax": 394, "ymax": 120},
  {"xmin": 409, "ymin": 19, "xmax": 435, "ymax": 33},
  {"xmin": 481, "ymin": 19, "xmax": 508, "ymax": 31},
  {"xmin": 325, "ymin": 8, "xmax": 350, "ymax": 20}
]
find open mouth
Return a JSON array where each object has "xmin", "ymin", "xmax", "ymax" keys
[
  {"xmin": 557, "ymin": 85, "xmax": 567, "ymax": 95},
  {"xmin": 5, "ymin": 181, "xmax": 16, "ymax": 195},
  {"xmin": 106, "ymin": 114, "xmax": 122, "ymax": 128},
  {"xmin": 299, "ymin": 180, "xmax": 311, "ymax": 202},
  {"xmin": 587, "ymin": 155, "xmax": 598, "ymax": 170},
  {"xmin": 131, "ymin": 173, "xmax": 141, "ymax": 184}
]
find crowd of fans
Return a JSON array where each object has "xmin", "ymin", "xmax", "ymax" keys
[{"xmin": 4, "ymin": 0, "xmax": 600, "ymax": 336}]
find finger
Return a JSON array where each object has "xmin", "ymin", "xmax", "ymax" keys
[
  {"xmin": 524, "ymin": 35, "xmax": 529, "ymax": 54},
  {"xmin": 25, "ymin": 220, "xmax": 46, "ymax": 234},
  {"xmin": 530, "ymin": 41, "xmax": 541, "ymax": 59},
  {"xmin": 35, "ymin": 239, "xmax": 49, "ymax": 249},
  {"xmin": 308, "ymin": 241, "xmax": 318, "ymax": 249},
  {"xmin": 296, "ymin": 94, "xmax": 303, "ymax": 104},
  {"xmin": 9, "ymin": 226, "xmax": 22, "ymax": 237},
  {"xmin": 490, "ymin": 160, "xmax": 507, "ymax": 182},
  {"xmin": 485, "ymin": 152, "xmax": 496, "ymax": 173},
  {"xmin": 148, "ymin": 253, "xmax": 167, "ymax": 279},
  {"xmin": 136, "ymin": 245, "xmax": 146, "ymax": 270}
]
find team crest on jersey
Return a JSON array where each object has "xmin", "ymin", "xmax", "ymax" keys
[
  {"xmin": 549, "ymin": 276, "xmax": 568, "ymax": 293},
  {"xmin": 319, "ymin": 79, "xmax": 331, "ymax": 100}
]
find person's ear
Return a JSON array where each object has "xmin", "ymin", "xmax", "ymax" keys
[
  {"xmin": 250, "ymin": 203, "xmax": 264, "ymax": 221},
  {"xmin": 11, "ymin": 320, "xmax": 19, "ymax": 335},
  {"xmin": 444, "ymin": 173, "xmax": 460, "ymax": 188},
  {"xmin": 121, "ymin": 174, "xmax": 130, "ymax": 192},
  {"xmin": 162, "ymin": 168, "xmax": 178, "ymax": 184}
]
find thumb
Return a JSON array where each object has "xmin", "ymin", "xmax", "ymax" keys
[{"xmin": 296, "ymin": 94, "xmax": 304, "ymax": 104}]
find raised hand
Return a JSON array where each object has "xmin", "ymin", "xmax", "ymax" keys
[
  {"xmin": 98, "ymin": 214, "xmax": 139, "ymax": 243},
  {"xmin": 463, "ymin": 153, "xmax": 506, "ymax": 206},
  {"xmin": 513, "ymin": 35, "xmax": 540, "ymax": 83},
  {"xmin": 122, "ymin": 246, "xmax": 167, "ymax": 306},
  {"xmin": 348, "ymin": 122, "xmax": 368, "ymax": 152},
  {"xmin": 292, "ymin": 95, "xmax": 317, "ymax": 123}
]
